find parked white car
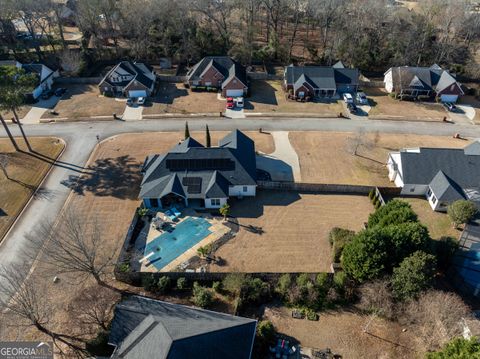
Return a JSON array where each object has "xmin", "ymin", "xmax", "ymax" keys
[
  {"xmin": 343, "ymin": 93, "xmax": 353, "ymax": 103},
  {"xmin": 137, "ymin": 97, "xmax": 146, "ymax": 105},
  {"xmin": 356, "ymin": 92, "xmax": 368, "ymax": 105},
  {"xmin": 235, "ymin": 97, "xmax": 244, "ymax": 108}
]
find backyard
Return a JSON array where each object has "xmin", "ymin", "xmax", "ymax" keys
[
  {"xmin": 143, "ymin": 83, "xmax": 225, "ymax": 115},
  {"xmin": 210, "ymin": 191, "xmax": 373, "ymax": 273},
  {"xmin": 244, "ymin": 80, "xmax": 343, "ymax": 115},
  {"xmin": 45, "ymin": 84, "xmax": 126, "ymax": 119},
  {"xmin": 264, "ymin": 305, "xmax": 415, "ymax": 358},
  {"xmin": 289, "ymin": 132, "xmax": 469, "ymax": 186},
  {"xmin": 0, "ymin": 137, "xmax": 64, "ymax": 239},
  {"xmin": 364, "ymin": 87, "xmax": 447, "ymax": 121}
]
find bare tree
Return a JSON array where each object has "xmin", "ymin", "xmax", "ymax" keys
[
  {"xmin": 401, "ymin": 290, "xmax": 471, "ymax": 352},
  {"xmin": 59, "ymin": 50, "xmax": 83, "ymax": 76},
  {"xmin": 31, "ymin": 208, "xmax": 121, "ymax": 293},
  {"xmin": 0, "ymin": 265, "xmax": 86, "ymax": 357},
  {"xmin": 346, "ymin": 128, "xmax": 373, "ymax": 156},
  {"xmin": 357, "ymin": 278, "xmax": 395, "ymax": 320}
]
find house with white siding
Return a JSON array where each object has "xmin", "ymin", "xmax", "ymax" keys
[
  {"xmin": 387, "ymin": 141, "xmax": 480, "ymax": 211},
  {"xmin": 139, "ymin": 130, "xmax": 257, "ymax": 209}
]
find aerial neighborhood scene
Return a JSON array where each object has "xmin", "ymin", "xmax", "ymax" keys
[{"xmin": 1, "ymin": 0, "xmax": 480, "ymax": 358}]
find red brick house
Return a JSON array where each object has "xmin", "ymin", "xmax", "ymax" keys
[{"xmin": 186, "ymin": 56, "xmax": 248, "ymax": 97}]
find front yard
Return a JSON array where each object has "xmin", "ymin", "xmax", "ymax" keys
[
  {"xmin": 45, "ymin": 84, "xmax": 126, "ymax": 119},
  {"xmin": 1, "ymin": 105, "xmax": 31, "ymax": 122},
  {"xmin": 143, "ymin": 83, "xmax": 225, "ymax": 115},
  {"xmin": 289, "ymin": 132, "xmax": 469, "ymax": 186},
  {"xmin": 210, "ymin": 191, "xmax": 373, "ymax": 273},
  {"xmin": 0, "ymin": 137, "xmax": 64, "ymax": 239},
  {"xmin": 245, "ymin": 80, "xmax": 343, "ymax": 115},
  {"xmin": 365, "ymin": 87, "xmax": 447, "ymax": 121}
]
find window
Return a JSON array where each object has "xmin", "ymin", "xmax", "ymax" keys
[
  {"xmin": 205, "ymin": 81, "xmax": 212, "ymax": 86},
  {"xmin": 410, "ymin": 187, "xmax": 415, "ymax": 192},
  {"xmin": 211, "ymin": 199, "xmax": 220, "ymax": 206},
  {"xmin": 431, "ymin": 195, "xmax": 437, "ymax": 204},
  {"xmin": 298, "ymin": 91, "xmax": 305, "ymax": 98},
  {"xmin": 243, "ymin": 186, "xmax": 248, "ymax": 192},
  {"xmin": 150, "ymin": 198, "xmax": 159, "ymax": 207},
  {"xmin": 427, "ymin": 188, "xmax": 432, "ymax": 197}
]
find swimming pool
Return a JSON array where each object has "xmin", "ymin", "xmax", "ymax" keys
[{"xmin": 144, "ymin": 217, "xmax": 212, "ymax": 270}]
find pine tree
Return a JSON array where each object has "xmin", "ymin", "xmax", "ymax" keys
[
  {"xmin": 206, "ymin": 125, "xmax": 211, "ymax": 147},
  {"xmin": 184, "ymin": 121, "xmax": 190, "ymax": 139}
]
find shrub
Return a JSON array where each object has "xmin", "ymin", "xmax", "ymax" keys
[
  {"xmin": 142, "ymin": 274, "xmax": 156, "ymax": 292},
  {"xmin": 333, "ymin": 271, "xmax": 347, "ymax": 290},
  {"xmin": 212, "ymin": 281, "xmax": 222, "ymax": 293},
  {"xmin": 176, "ymin": 277, "xmax": 187, "ymax": 290},
  {"xmin": 329, "ymin": 228, "xmax": 355, "ymax": 263},
  {"xmin": 157, "ymin": 276, "xmax": 171, "ymax": 294},
  {"xmin": 432, "ymin": 236, "xmax": 458, "ymax": 271},
  {"xmin": 192, "ymin": 282, "xmax": 213, "ymax": 308},
  {"xmin": 368, "ymin": 189, "xmax": 375, "ymax": 200},
  {"xmin": 243, "ymin": 277, "xmax": 271, "ymax": 304},
  {"xmin": 374, "ymin": 201, "xmax": 381, "ymax": 209},
  {"xmin": 448, "ymin": 200, "xmax": 477, "ymax": 228},
  {"xmin": 392, "ymin": 251, "xmax": 437, "ymax": 301},
  {"xmin": 425, "ymin": 337, "xmax": 480, "ymax": 358},
  {"xmin": 222, "ymin": 273, "xmax": 246, "ymax": 296},
  {"xmin": 137, "ymin": 207, "xmax": 148, "ymax": 217},
  {"xmin": 118, "ymin": 262, "xmax": 130, "ymax": 273},
  {"xmin": 256, "ymin": 320, "xmax": 275, "ymax": 342},
  {"xmin": 315, "ymin": 273, "xmax": 329, "ymax": 290},
  {"xmin": 368, "ymin": 199, "xmax": 418, "ymax": 228},
  {"xmin": 275, "ymin": 274, "xmax": 292, "ymax": 298},
  {"xmin": 305, "ymin": 309, "xmax": 319, "ymax": 321}
]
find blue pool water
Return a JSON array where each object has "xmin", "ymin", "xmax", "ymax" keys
[{"xmin": 144, "ymin": 217, "xmax": 212, "ymax": 270}]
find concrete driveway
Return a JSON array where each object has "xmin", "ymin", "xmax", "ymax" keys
[
  {"xmin": 122, "ymin": 104, "xmax": 144, "ymax": 121},
  {"xmin": 448, "ymin": 104, "xmax": 476, "ymax": 125},
  {"xmin": 225, "ymin": 108, "xmax": 245, "ymax": 119},
  {"xmin": 22, "ymin": 96, "xmax": 61, "ymax": 124}
]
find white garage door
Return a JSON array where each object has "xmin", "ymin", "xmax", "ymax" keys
[
  {"xmin": 440, "ymin": 94, "xmax": 458, "ymax": 103},
  {"xmin": 128, "ymin": 90, "xmax": 147, "ymax": 98},
  {"xmin": 226, "ymin": 89, "xmax": 243, "ymax": 97}
]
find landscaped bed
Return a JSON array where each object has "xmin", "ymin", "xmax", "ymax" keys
[
  {"xmin": 0, "ymin": 137, "xmax": 64, "ymax": 239},
  {"xmin": 210, "ymin": 190, "xmax": 373, "ymax": 273},
  {"xmin": 289, "ymin": 132, "xmax": 469, "ymax": 187}
]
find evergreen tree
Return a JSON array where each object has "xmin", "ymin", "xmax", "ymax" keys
[
  {"xmin": 184, "ymin": 121, "xmax": 190, "ymax": 139},
  {"xmin": 206, "ymin": 124, "xmax": 211, "ymax": 147}
]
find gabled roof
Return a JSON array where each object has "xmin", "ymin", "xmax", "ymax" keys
[
  {"xmin": 429, "ymin": 171, "xmax": 466, "ymax": 202},
  {"xmin": 387, "ymin": 65, "xmax": 462, "ymax": 94},
  {"xmin": 187, "ymin": 56, "xmax": 247, "ymax": 87},
  {"xmin": 395, "ymin": 141, "xmax": 480, "ymax": 188},
  {"xmin": 284, "ymin": 65, "xmax": 358, "ymax": 90},
  {"xmin": 109, "ymin": 295, "xmax": 257, "ymax": 359},
  {"xmin": 293, "ymin": 74, "xmax": 317, "ymax": 92},
  {"xmin": 99, "ymin": 61, "xmax": 154, "ymax": 89},
  {"xmin": 139, "ymin": 130, "xmax": 257, "ymax": 200}
]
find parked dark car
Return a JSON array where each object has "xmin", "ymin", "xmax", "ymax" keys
[
  {"xmin": 126, "ymin": 97, "xmax": 134, "ymax": 106},
  {"xmin": 347, "ymin": 102, "xmax": 357, "ymax": 113},
  {"xmin": 41, "ymin": 89, "xmax": 54, "ymax": 100},
  {"xmin": 55, "ymin": 88, "xmax": 67, "ymax": 97}
]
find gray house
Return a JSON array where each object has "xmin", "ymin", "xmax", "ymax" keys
[
  {"xmin": 283, "ymin": 61, "xmax": 359, "ymax": 100},
  {"xmin": 108, "ymin": 295, "xmax": 257, "ymax": 359},
  {"xmin": 387, "ymin": 141, "xmax": 480, "ymax": 211},
  {"xmin": 139, "ymin": 130, "xmax": 257, "ymax": 209}
]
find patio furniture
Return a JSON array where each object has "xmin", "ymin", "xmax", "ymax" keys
[
  {"xmin": 289, "ymin": 346, "xmax": 297, "ymax": 355},
  {"xmin": 171, "ymin": 206, "xmax": 181, "ymax": 218},
  {"xmin": 292, "ymin": 309, "xmax": 305, "ymax": 319}
]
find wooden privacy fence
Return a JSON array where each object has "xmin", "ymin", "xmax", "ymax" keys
[{"xmin": 257, "ymin": 181, "xmax": 374, "ymax": 194}]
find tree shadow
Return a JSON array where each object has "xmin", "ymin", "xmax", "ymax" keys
[
  {"xmin": 0, "ymin": 208, "xmax": 7, "ymax": 216},
  {"xmin": 244, "ymin": 80, "xmax": 279, "ymax": 110},
  {"xmin": 150, "ymin": 82, "xmax": 189, "ymax": 105},
  {"xmin": 60, "ymin": 155, "xmax": 141, "ymax": 199},
  {"xmin": 20, "ymin": 150, "xmax": 86, "ymax": 173}
]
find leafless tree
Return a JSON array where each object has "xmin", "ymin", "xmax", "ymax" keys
[
  {"xmin": 357, "ymin": 278, "xmax": 395, "ymax": 320},
  {"xmin": 0, "ymin": 264, "xmax": 87, "ymax": 357},
  {"xmin": 401, "ymin": 290, "xmax": 471, "ymax": 352},
  {"xmin": 59, "ymin": 50, "xmax": 83, "ymax": 76},
  {"xmin": 30, "ymin": 208, "xmax": 122, "ymax": 293},
  {"xmin": 346, "ymin": 128, "xmax": 373, "ymax": 156}
]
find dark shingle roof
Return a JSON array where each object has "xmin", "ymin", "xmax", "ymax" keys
[
  {"xmin": 205, "ymin": 171, "xmax": 229, "ymax": 198},
  {"xmin": 285, "ymin": 65, "xmax": 358, "ymax": 89},
  {"xmin": 398, "ymin": 142, "xmax": 480, "ymax": 189},
  {"xmin": 139, "ymin": 130, "xmax": 256, "ymax": 200},
  {"xmin": 187, "ymin": 56, "xmax": 247, "ymax": 87},
  {"xmin": 109, "ymin": 295, "xmax": 257, "ymax": 359},
  {"xmin": 100, "ymin": 61, "xmax": 154, "ymax": 89},
  {"xmin": 429, "ymin": 171, "xmax": 466, "ymax": 202}
]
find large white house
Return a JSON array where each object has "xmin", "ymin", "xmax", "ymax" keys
[
  {"xmin": 384, "ymin": 64, "xmax": 464, "ymax": 103},
  {"xmin": 139, "ymin": 130, "xmax": 257, "ymax": 209},
  {"xmin": 0, "ymin": 60, "xmax": 58, "ymax": 100},
  {"xmin": 387, "ymin": 141, "xmax": 480, "ymax": 211}
]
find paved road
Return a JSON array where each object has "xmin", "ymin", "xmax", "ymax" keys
[{"xmin": 1, "ymin": 116, "xmax": 480, "ymax": 303}]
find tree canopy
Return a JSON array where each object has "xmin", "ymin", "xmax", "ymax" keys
[
  {"xmin": 425, "ymin": 337, "xmax": 480, "ymax": 359},
  {"xmin": 448, "ymin": 200, "xmax": 477, "ymax": 228}
]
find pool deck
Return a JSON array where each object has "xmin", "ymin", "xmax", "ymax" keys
[{"xmin": 141, "ymin": 209, "xmax": 231, "ymax": 273}]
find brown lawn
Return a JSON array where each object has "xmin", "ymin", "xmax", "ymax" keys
[
  {"xmin": 1, "ymin": 106, "xmax": 31, "ymax": 122},
  {"xmin": 365, "ymin": 87, "xmax": 447, "ymax": 121},
  {"xmin": 210, "ymin": 191, "xmax": 373, "ymax": 273},
  {"xmin": 264, "ymin": 305, "xmax": 416, "ymax": 359},
  {"xmin": 402, "ymin": 198, "xmax": 461, "ymax": 240},
  {"xmin": 0, "ymin": 137, "xmax": 64, "ymax": 239},
  {"xmin": 244, "ymin": 80, "xmax": 343, "ymax": 114},
  {"xmin": 143, "ymin": 83, "xmax": 225, "ymax": 115},
  {"xmin": 289, "ymin": 132, "xmax": 469, "ymax": 186},
  {"xmin": 46, "ymin": 84, "xmax": 126, "ymax": 119}
]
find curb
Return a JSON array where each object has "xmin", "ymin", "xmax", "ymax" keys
[{"xmin": 0, "ymin": 137, "xmax": 67, "ymax": 245}]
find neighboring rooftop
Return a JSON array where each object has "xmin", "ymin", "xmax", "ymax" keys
[
  {"xmin": 187, "ymin": 56, "xmax": 247, "ymax": 86},
  {"xmin": 109, "ymin": 295, "xmax": 257, "ymax": 359},
  {"xmin": 100, "ymin": 61, "xmax": 155, "ymax": 89},
  {"xmin": 284, "ymin": 63, "xmax": 359, "ymax": 90}
]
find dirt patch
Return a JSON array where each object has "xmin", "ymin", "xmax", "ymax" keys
[
  {"xmin": 143, "ymin": 83, "xmax": 225, "ymax": 115},
  {"xmin": 264, "ymin": 305, "xmax": 416, "ymax": 358},
  {"xmin": 210, "ymin": 191, "xmax": 372, "ymax": 273},
  {"xmin": 47, "ymin": 84, "xmax": 126, "ymax": 119},
  {"xmin": 289, "ymin": 132, "xmax": 469, "ymax": 186},
  {"xmin": 402, "ymin": 198, "xmax": 461, "ymax": 240},
  {"xmin": 244, "ymin": 80, "xmax": 343, "ymax": 114},
  {"xmin": 0, "ymin": 137, "xmax": 64, "ymax": 239},
  {"xmin": 365, "ymin": 87, "xmax": 447, "ymax": 121}
]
